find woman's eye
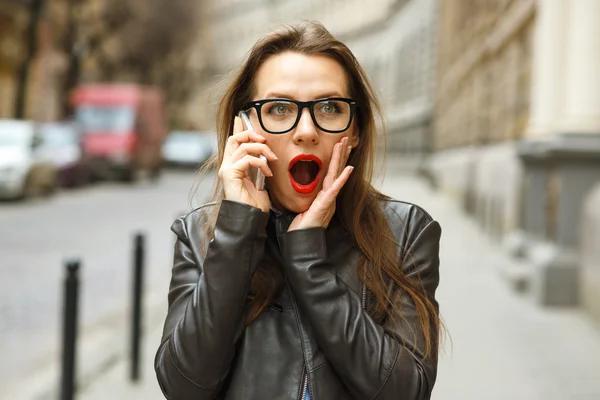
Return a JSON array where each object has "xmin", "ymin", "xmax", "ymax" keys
[
  {"xmin": 319, "ymin": 103, "xmax": 338, "ymax": 113},
  {"xmin": 268, "ymin": 103, "xmax": 291, "ymax": 115}
]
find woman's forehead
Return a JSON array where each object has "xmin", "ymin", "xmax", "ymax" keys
[{"xmin": 253, "ymin": 52, "xmax": 350, "ymax": 100}]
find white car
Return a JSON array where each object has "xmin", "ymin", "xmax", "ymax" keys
[
  {"xmin": 162, "ymin": 131, "xmax": 218, "ymax": 169},
  {"xmin": 0, "ymin": 120, "xmax": 58, "ymax": 200}
]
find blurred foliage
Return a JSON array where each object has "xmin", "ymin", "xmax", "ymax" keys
[{"xmin": 80, "ymin": 0, "xmax": 202, "ymax": 111}]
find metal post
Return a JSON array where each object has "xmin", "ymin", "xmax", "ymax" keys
[
  {"xmin": 61, "ymin": 259, "xmax": 80, "ymax": 400},
  {"xmin": 131, "ymin": 232, "xmax": 145, "ymax": 382}
]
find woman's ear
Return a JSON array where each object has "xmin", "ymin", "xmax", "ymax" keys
[{"xmin": 350, "ymin": 131, "xmax": 360, "ymax": 149}]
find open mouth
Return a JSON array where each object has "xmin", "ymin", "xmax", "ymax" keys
[{"xmin": 288, "ymin": 154, "xmax": 322, "ymax": 194}]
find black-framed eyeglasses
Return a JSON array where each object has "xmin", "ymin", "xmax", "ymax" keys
[{"xmin": 243, "ymin": 97, "xmax": 357, "ymax": 134}]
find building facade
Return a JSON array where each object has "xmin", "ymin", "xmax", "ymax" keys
[
  {"xmin": 432, "ymin": 0, "xmax": 600, "ymax": 325},
  {"xmin": 432, "ymin": 0, "xmax": 534, "ymax": 234}
]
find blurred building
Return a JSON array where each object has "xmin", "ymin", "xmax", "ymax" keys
[
  {"xmin": 0, "ymin": 0, "xmax": 70, "ymax": 121},
  {"xmin": 343, "ymin": 0, "xmax": 437, "ymax": 167},
  {"xmin": 190, "ymin": 0, "xmax": 600, "ymax": 325},
  {"xmin": 432, "ymin": 0, "xmax": 600, "ymax": 324},
  {"xmin": 432, "ymin": 0, "xmax": 533, "ymax": 234},
  {"xmin": 189, "ymin": 0, "xmax": 437, "ymax": 167}
]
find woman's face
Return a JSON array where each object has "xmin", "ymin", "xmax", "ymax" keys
[{"xmin": 250, "ymin": 52, "xmax": 359, "ymax": 214}]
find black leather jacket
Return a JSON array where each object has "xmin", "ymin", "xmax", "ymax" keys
[{"xmin": 155, "ymin": 198, "xmax": 441, "ymax": 400}]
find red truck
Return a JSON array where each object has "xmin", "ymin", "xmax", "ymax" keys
[{"xmin": 71, "ymin": 84, "xmax": 167, "ymax": 181}]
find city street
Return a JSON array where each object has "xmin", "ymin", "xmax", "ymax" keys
[
  {"xmin": 78, "ymin": 168, "xmax": 600, "ymax": 400},
  {"xmin": 3, "ymin": 0, "xmax": 600, "ymax": 399},
  {"xmin": 0, "ymin": 170, "xmax": 213, "ymax": 400}
]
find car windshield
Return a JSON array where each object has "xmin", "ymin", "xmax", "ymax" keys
[
  {"xmin": 75, "ymin": 106, "xmax": 135, "ymax": 132},
  {"xmin": 0, "ymin": 122, "xmax": 33, "ymax": 147}
]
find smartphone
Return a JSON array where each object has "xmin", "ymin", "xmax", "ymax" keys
[{"xmin": 238, "ymin": 111, "xmax": 266, "ymax": 191}]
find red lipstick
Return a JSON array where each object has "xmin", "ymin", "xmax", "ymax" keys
[{"xmin": 288, "ymin": 154, "xmax": 322, "ymax": 194}]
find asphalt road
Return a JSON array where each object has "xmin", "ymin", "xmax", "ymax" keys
[{"xmin": 0, "ymin": 170, "xmax": 215, "ymax": 398}]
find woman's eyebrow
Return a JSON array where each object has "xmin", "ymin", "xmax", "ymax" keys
[
  {"xmin": 314, "ymin": 92, "xmax": 346, "ymax": 99},
  {"xmin": 261, "ymin": 92, "xmax": 295, "ymax": 99},
  {"xmin": 262, "ymin": 91, "xmax": 347, "ymax": 99}
]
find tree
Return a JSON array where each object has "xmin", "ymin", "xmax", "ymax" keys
[
  {"xmin": 78, "ymin": 0, "xmax": 202, "ymax": 124},
  {"xmin": 14, "ymin": 0, "xmax": 44, "ymax": 119}
]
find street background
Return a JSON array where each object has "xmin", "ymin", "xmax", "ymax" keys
[
  {"xmin": 2, "ymin": 0, "xmax": 600, "ymax": 399},
  {"xmin": 78, "ymin": 167, "xmax": 600, "ymax": 400},
  {"xmin": 0, "ymin": 170, "xmax": 215, "ymax": 399}
]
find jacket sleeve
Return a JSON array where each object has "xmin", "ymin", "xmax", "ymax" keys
[
  {"xmin": 282, "ymin": 210, "xmax": 441, "ymax": 400},
  {"xmin": 155, "ymin": 200, "xmax": 269, "ymax": 400}
]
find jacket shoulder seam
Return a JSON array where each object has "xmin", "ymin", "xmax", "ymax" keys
[
  {"xmin": 174, "ymin": 201, "xmax": 218, "ymax": 242},
  {"xmin": 382, "ymin": 198, "xmax": 434, "ymax": 223},
  {"xmin": 184, "ymin": 201, "xmax": 219, "ymax": 219}
]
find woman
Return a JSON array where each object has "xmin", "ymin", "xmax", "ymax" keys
[{"xmin": 155, "ymin": 21, "xmax": 442, "ymax": 400}]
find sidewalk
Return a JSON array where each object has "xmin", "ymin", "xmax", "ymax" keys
[
  {"xmin": 80, "ymin": 172, "xmax": 600, "ymax": 400},
  {"xmin": 79, "ymin": 320, "xmax": 165, "ymax": 400}
]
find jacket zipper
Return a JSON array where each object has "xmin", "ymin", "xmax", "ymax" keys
[
  {"xmin": 300, "ymin": 371, "xmax": 308, "ymax": 399},
  {"xmin": 275, "ymin": 226, "xmax": 310, "ymax": 400},
  {"xmin": 361, "ymin": 282, "xmax": 367, "ymax": 309},
  {"xmin": 296, "ymin": 283, "xmax": 365, "ymax": 400}
]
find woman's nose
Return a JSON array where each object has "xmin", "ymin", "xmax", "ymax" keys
[{"xmin": 292, "ymin": 108, "xmax": 319, "ymax": 145}]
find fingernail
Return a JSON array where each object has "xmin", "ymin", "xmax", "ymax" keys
[{"xmin": 347, "ymin": 146, "xmax": 352, "ymax": 152}]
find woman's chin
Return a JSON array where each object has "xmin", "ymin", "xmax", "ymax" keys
[
  {"xmin": 286, "ymin": 200, "xmax": 312, "ymax": 214},
  {"xmin": 271, "ymin": 192, "xmax": 315, "ymax": 214},
  {"xmin": 275, "ymin": 196, "xmax": 311, "ymax": 213}
]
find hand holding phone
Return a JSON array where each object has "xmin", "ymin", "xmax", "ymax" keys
[{"xmin": 238, "ymin": 111, "xmax": 267, "ymax": 191}]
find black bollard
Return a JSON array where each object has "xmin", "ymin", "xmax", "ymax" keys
[
  {"xmin": 61, "ymin": 259, "xmax": 80, "ymax": 400},
  {"xmin": 131, "ymin": 232, "xmax": 145, "ymax": 382}
]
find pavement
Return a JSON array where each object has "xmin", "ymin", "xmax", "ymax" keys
[
  {"xmin": 78, "ymin": 169, "xmax": 600, "ymax": 400},
  {"xmin": 0, "ymin": 170, "xmax": 212, "ymax": 400},
  {"xmin": 78, "ymin": 316, "xmax": 167, "ymax": 400}
]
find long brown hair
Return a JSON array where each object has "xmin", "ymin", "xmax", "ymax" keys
[{"xmin": 196, "ymin": 21, "xmax": 441, "ymax": 358}]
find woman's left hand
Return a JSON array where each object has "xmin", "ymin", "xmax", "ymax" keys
[{"xmin": 288, "ymin": 136, "xmax": 354, "ymax": 231}]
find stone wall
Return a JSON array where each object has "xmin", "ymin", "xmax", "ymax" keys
[
  {"xmin": 581, "ymin": 184, "xmax": 600, "ymax": 326},
  {"xmin": 430, "ymin": 0, "xmax": 534, "ymax": 239}
]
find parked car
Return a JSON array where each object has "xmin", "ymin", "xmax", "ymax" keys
[
  {"xmin": 162, "ymin": 131, "xmax": 217, "ymax": 169},
  {"xmin": 71, "ymin": 83, "xmax": 167, "ymax": 182},
  {"xmin": 0, "ymin": 120, "xmax": 58, "ymax": 200},
  {"xmin": 38, "ymin": 121, "xmax": 90, "ymax": 187}
]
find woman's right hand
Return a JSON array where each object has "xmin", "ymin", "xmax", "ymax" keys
[{"xmin": 218, "ymin": 116, "xmax": 277, "ymax": 213}]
